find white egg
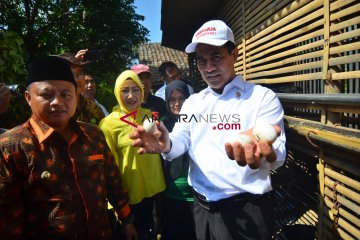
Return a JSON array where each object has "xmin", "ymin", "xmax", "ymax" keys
[
  {"xmin": 233, "ymin": 134, "xmax": 254, "ymax": 145},
  {"xmin": 143, "ymin": 118, "xmax": 157, "ymax": 134},
  {"xmin": 253, "ymin": 123, "xmax": 277, "ymax": 143}
]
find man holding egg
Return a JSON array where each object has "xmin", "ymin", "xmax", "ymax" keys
[{"xmin": 130, "ymin": 20, "xmax": 286, "ymax": 240}]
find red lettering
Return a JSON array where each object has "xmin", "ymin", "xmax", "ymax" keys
[{"xmin": 196, "ymin": 27, "xmax": 217, "ymax": 38}]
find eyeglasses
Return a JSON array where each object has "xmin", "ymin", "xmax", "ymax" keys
[{"xmin": 73, "ymin": 72, "xmax": 85, "ymax": 78}]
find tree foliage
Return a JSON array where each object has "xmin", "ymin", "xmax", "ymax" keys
[
  {"xmin": 0, "ymin": 31, "xmax": 30, "ymax": 128},
  {"xmin": 0, "ymin": 0, "xmax": 149, "ymax": 81},
  {"xmin": 0, "ymin": 0, "xmax": 149, "ymax": 121}
]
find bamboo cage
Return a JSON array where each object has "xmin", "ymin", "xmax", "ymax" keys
[{"xmin": 188, "ymin": 0, "xmax": 360, "ymax": 239}]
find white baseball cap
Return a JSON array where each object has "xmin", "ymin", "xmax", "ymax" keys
[{"xmin": 185, "ymin": 20, "xmax": 234, "ymax": 53}]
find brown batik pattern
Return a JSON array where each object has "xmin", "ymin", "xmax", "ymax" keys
[
  {"xmin": 0, "ymin": 116, "xmax": 131, "ymax": 240},
  {"xmin": 73, "ymin": 96, "xmax": 105, "ymax": 125}
]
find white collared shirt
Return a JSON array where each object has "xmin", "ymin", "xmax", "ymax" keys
[{"xmin": 162, "ymin": 75, "xmax": 286, "ymax": 201}]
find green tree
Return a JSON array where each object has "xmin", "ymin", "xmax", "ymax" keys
[
  {"xmin": 0, "ymin": 31, "xmax": 30, "ymax": 128},
  {"xmin": 1, "ymin": 0, "xmax": 149, "ymax": 111}
]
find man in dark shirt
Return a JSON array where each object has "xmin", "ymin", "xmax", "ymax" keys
[
  {"xmin": 0, "ymin": 56, "xmax": 138, "ymax": 240},
  {"xmin": 131, "ymin": 64, "xmax": 169, "ymax": 121},
  {"xmin": 55, "ymin": 52, "xmax": 105, "ymax": 124}
]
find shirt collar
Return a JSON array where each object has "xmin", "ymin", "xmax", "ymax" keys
[
  {"xmin": 29, "ymin": 115, "xmax": 81, "ymax": 144},
  {"xmin": 201, "ymin": 75, "xmax": 245, "ymax": 98},
  {"xmin": 30, "ymin": 116, "xmax": 55, "ymax": 143}
]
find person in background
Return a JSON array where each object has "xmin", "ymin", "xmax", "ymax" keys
[
  {"xmin": 0, "ymin": 83, "xmax": 12, "ymax": 134},
  {"xmin": 131, "ymin": 64, "xmax": 169, "ymax": 121},
  {"xmin": 0, "ymin": 83, "xmax": 11, "ymax": 114},
  {"xmin": 161, "ymin": 80, "xmax": 196, "ymax": 240},
  {"xmin": 55, "ymin": 52, "xmax": 105, "ymax": 124},
  {"xmin": 131, "ymin": 63, "xmax": 170, "ymax": 238},
  {"xmin": 99, "ymin": 70, "xmax": 165, "ymax": 240},
  {"xmin": 155, "ymin": 61, "xmax": 194, "ymax": 100},
  {"xmin": 130, "ymin": 20, "xmax": 286, "ymax": 240},
  {"xmin": 83, "ymin": 74, "xmax": 109, "ymax": 116},
  {"xmin": 0, "ymin": 56, "xmax": 138, "ymax": 240}
]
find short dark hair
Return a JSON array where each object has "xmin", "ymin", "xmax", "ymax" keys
[
  {"xmin": 158, "ymin": 61, "xmax": 178, "ymax": 77},
  {"xmin": 224, "ymin": 41, "xmax": 236, "ymax": 54},
  {"xmin": 85, "ymin": 74, "xmax": 96, "ymax": 83}
]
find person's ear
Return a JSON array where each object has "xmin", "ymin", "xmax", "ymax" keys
[
  {"xmin": 24, "ymin": 90, "xmax": 31, "ymax": 106},
  {"xmin": 231, "ymin": 46, "xmax": 238, "ymax": 61}
]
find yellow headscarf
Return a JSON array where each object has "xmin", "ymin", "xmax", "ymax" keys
[{"xmin": 114, "ymin": 70, "xmax": 144, "ymax": 114}]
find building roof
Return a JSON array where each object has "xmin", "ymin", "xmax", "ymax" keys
[{"xmin": 137, "ymin": 43, "xmax": 189, "ymax": 89}]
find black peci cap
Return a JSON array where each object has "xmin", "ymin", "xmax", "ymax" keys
[{"xmin": 26, "ymin": 56, "xmax": 77, "ymax": 87}]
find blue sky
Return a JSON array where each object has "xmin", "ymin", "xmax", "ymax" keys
[{"xmin": 134, "ymin": 0, "xmax": 162, "ymax": 43}]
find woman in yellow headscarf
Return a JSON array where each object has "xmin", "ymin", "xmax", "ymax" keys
[{"xmin": 99, "ymin": 70, "xmax": 165, "ymax": 239}]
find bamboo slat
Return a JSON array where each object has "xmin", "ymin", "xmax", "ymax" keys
[
  {"xmin": 324, "ymin": 206, "xmax": 360, "ymax": 239},
  {"xmin": 243, "ymin": 0, "xmax": 278, "ymax": 31},
  {"xmin": 247, "ymin": 61, "xmax": 322, "ymax": 79},
  {"xmin": 324, "ymin": 187, "xmax": 360, "ymax": 214},
  {"xmin": 245, "ymin": 0, "xmax": 292, "ymax": 36},
  {"xmin": 248, "ymin": 72, "xmax": 323, "ymax": 84},
  {"xmin": 330, "ymin": 2, "xmax": 360, "ymax": 21},
  {"xmin": 323, "ymin": 0, "xmax": 330, "ymax": 80},
  {"xmin": 323, "ymin": 216, "xmax": 353, "ymax": 240},
  {"xmin": 247, "ymin": 40, "xmax": 323, "ymax": 68},
  {"xmin": 244, "ymin": 0, "xmax": 275, "ymax": 24},
  {"xmin": 225, "ymin": 3, "xmax": 243, "ymax": 39},
  {"xmin": 246, "ymin": 8, "xmax": 324, "ymax": 53},
  {"xmin": 248, "ymin": 64, "xmax": 360, "ymax": 84},
  {"xmin": 337, "ymin": 228, "xmax": 355, "ymax": 240},
  {"xmin": 219, "ymin": 0, "xmax": 241, "ymax": 23},
  {"xmin": 247, "ymin": 51, "xmax": 323, "ymax": 73},
  {"xmin": 330, "ymin": 42, "xmax": 360, "ymax": 55},
  {"xmin": 330, "ymin": 28, "xmax": 360, "ymax": 45},
  {"xmin": 330, "ymin": 16, "xmax": 360, "ymax": 33},
  {"xmin": 329, "ymin": 55, "xmax": 360, "ymax": 67},
  {"xmin": 327, "ymin": 106, "xmax": 360, "ymax": 114},
  {"xmin": 246, "ymin": 0, "xmax": 312, "ymax": 39},
  {"xmin": 324, "ymin": 196, "xmax": 360, "ymax": 228},
  {"xmin": 248, "ymin": 17, "xmax": 324, "ymax": 57},
  {"xmin": 283, "ymin": 104, "xmax": 360, "ymax": 115},
  {"xmin": 246, "ymin": 29, "xmax": 324, "ymax": 62},
  {"xmin": 331, "ymin": 71, "xmax": 360, "ymax": 80},
  {"xmin": 283, "ymin": 116, "xmax": 360, "ymax": 152},
  {"xmin": 325, "ymin": 176, "xmax": 360, "ymax": 203},
  {"xmin": 244, "ymin": 0, "xmax": 263, "ymax": 16},
  {"xmin": 325, "ymin": 167, "xmax": 360, "ymax": 191},
  {"xmin": 330, "ymin": 0, "xmax": 359, "ymax": 12},
  {"xmin": 246, "ymin": 0, "xmax": 322, "ymax": 45}
]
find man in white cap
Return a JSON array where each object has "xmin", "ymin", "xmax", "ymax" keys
[{"xmin": 130, "ymin": 20, "xmax": 286, "ymax": 240}]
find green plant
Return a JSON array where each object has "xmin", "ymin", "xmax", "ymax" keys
[{"xmin": 0, "ymin": 31, "xmax": 30, "ymax": 129}]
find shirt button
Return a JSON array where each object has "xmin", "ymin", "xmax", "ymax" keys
[{"xmin": 41, "ymin": 171, "xmax": 51, "ymax": 179}]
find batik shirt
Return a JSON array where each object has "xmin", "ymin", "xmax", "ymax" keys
[
  {"xmin": 0, "ymin": 116, "xmax": 132, "ymax": 240},
  {"xmin": 73, "ymin": 95, "xmax": 105, "ymax": 124}
]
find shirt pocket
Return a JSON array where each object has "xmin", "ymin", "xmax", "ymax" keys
[{"xmin": 87, "ymin": 154, "xmax": 105, "ymax": 164}]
